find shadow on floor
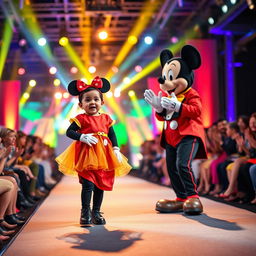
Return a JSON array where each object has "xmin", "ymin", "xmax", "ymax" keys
[
  {"xmin": 183, "ymin": 213, "xmax": 244, "ymax": 230},
  {"xmin": 57, "ymin": 226, "xmax": 142, "ymax": 252}
]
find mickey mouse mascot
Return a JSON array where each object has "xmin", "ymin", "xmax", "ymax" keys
[{"xmin": 144, "ymin": 45, "xmax": 207, "ymax": 215}]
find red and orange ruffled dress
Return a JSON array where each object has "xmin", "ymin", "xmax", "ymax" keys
[{"xmin": 56, "ymin": 113, "xmax": 132, "ymax": 190}]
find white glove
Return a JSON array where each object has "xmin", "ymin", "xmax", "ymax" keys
[
  {"xmin": 113, "ymin": 146, "xmax": 122, "ymax": 163},
  {"xmin": 144, "ymin": 89, "xmax": 163, "ymax": 113},
  {"xmin": 80, "ymin": 133, "xmax": 98, "ymax": 146},
  {"xmin": 161, "ymin": 92, "xmax": 181, "ymax": 112}
]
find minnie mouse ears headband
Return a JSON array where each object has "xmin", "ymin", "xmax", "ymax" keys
[{"xmin": 68, "ymin": 76, "xmax": 111, "ymax": 96}]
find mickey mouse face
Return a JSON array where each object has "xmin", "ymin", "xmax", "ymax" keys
[
  {"xmin": 160, "ymin": 59, "xmax": 187, "ymax": 95},
  {"xmin": 158, "ymin": 45, "xmax": 201, "ymax": 96}
]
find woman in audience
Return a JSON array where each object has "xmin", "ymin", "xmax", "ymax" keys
[{"xmin": 249, "ymin": 164, "xmax": 256, "ymax": 204}]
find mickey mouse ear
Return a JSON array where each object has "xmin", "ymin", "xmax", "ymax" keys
[
  {"xmin": 181, "ymin": 45, "xmax": 201, "ymax": 70},
  {"xmin": 100, "ymin": 78, "xmax": 111, "ymax": 93},
  {"xmin": 67, "ymin": 80, "xmax": 80, "ymax": 96},
  {"xmin": 160, "ymin": 49, "xmax": 174, "ymax": 68}
]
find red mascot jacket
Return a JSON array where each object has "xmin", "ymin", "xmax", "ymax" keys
[{"xmin": 156, "ymin": 88, "xmax": 207, "ymax": 159}]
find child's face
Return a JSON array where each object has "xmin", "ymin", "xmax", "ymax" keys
[{"xmin": 79, "ymin": 90, "xmax": 103, "ymax": 115}]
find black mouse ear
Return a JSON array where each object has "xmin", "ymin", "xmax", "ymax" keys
[
  {"xmin": 181, "ymin": 45, "xmax": 201, "ymax": 70},
  {"xmin": 100, "ymin": 78, "xmax": 111, "ymax": 93},
  {"xmin": 68, "ymin": 80, "xmax": 80, "ymax": 96},
  {"xmin": 160, "ymin": 49, "xmax": 174, "ymax": 68}
]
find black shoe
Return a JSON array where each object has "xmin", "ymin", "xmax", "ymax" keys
[
  {"xmin": 4, "ymin": 215, "xmax": 25, "ymax": 226},
  {"xmin": 26, "ymin": 196, "xmax": 36, "ymax": 205},
  {"xmin": 19, "ymin": 199, "xmax": 34, "ymax": 209},
  {"xmin": 92, "ymin": 210, "xmax": 106, "ymax": 225},
  {"xmin": 80, "ymin": 208, "xmax": 92, "ymax": 226},
  {"xmin": 13, "ymin": 214, "xmax": 26, "ymax": 221}
]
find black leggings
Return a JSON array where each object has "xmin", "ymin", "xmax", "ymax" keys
[{"xmin": 81, "ymin": 177, "xmax": 104, "ymax": 211}]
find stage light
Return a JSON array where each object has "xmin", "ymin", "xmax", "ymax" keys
[
  {"xmin": 59, "ymin": 37, "xmax": 69, "ymax": 46},
  {"xmin": 128, "ymin": 35, "xmax": 138, "ymax": 45},
  {"xmin": 128, "ymin": 90, "xmax": 135, "ymax": 97},
  {"xmin": 70, "ymin": 66, "xmax": 78, "ymax": 74},
  {"xmin": 54, "ymin": 92, "xmax": 62, "ymax": 99},
  {"xmin": 63, "ymin": 92, "xmax": 69, "ymax": 99},
  {"xmin": 98, "ymin": 30, "xmax": 108, "ymax": 40},
  {"xmin": 23, "ymin": 92, "xmax": 30, "ymax": 99},
  {"xmin": 114, "ymin": 88, "xmax": 121, "ymax": 98},
  {"xmin": 135, "ymin": 65, "xmax": 142, "ymax": 72},
  {"xmin": 19, "ymin": 38, "xmax": 27, "ymax": 47},
  {"xmin": 49, "ymin": 66, "xmax": 57, "ymax": 74},
  {"xmin": 37, "ymin": 37, "xmax": 47, "ymax": 46},
  {"xmin": 111, "ymin": 66, "xmax": 119, "ymax": 73},
  {"xmin": 222, "ymin": 5, "xmax": 228, "ymax": 13},
  {"xmin": 230, "ymin": 0, "xmax": 237, "ymax": 4},
  {"xmin": 208, "ymin": 17, "xmax": 215, "ymax": 25},
  {"xmin": 29, "ymin": 80, "xmax": 36, "ymax": 87},
  {"xmin": 144, "ymin": 36, "xmax": 153, "ymax": 45},
  {"xmin": 123, "ymin": 77, "xmax": 131, "ymax": 84},
  {"xmin": 54, "ymin": 79, "xmax": 61, "ymax": 86},
  {"xmin": 171, "ymin": 36, "xmax": 178, "ymax": 43},
  {"xmin": 18, "ymin": 67, "xmax": 26, "ymax": 75},
  {"xmin": 88, "ymin": 65, "xmax": 96, "ymax": 74},
  {"xmin": 106, "ymin": 91, "xmax": 113, "ymax": 98}
]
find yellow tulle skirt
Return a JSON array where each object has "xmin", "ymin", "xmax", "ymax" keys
[{"xmin": 55, "ymin": 139, "xmax": 132, "ymax": 177}]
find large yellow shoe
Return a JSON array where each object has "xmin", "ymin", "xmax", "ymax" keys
[
  {"xmin": 183, "ymin": 198, "xmax": 203, "ymax": 215},
  {"xmin": 156, "ymin": 199, "xmax": 184, "ymax": 213}
]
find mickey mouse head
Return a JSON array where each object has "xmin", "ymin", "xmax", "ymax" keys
[{"xmin": 158, "ymin": 45, "xmax": 201, "ymax": 96}]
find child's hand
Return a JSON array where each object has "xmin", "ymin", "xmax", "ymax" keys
[
  {"xmin": 113, "ymin": 146, "xmax": 122, "ymax": 163},
  {"xmin": 80, "ymin": 133, "xmax": 98, "ymax": 146}
]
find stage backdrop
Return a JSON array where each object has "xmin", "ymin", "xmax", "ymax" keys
[{"xmin": 0, "ymin": 80, "xmax": 21, "ymax": 130}]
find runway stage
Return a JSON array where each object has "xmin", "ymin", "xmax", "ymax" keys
[{"xmin": 4, "ymin": 175, "xmax": 256, "ymax": 256}]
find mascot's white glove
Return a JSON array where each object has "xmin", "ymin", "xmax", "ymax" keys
[
  {"xmin": 80, "ymin": 133, "xmax": 98, "ymax": 146},
  {"xmin": 113, "ymin": 146, "xmax": 122, "ymax": 163},
  {"xmin": 161, "ymin": 92, "xmax": 181, "ymax": 113},
  {"xmin": 144, "ymin": 89, "xmax": 163, "ymax": 113}
]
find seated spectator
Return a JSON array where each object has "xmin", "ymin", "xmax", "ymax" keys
[{"xmin": 249, "ymin": 164, "xmax": 256, "ymax": 204}]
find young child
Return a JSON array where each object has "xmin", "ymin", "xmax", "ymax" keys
[{"xmin": 56, "ymin": 76, "xmax": 131, "ymax": 226}]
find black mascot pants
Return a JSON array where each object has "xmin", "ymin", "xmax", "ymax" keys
[{"xmin": 166, "ymin": 136, "xmax": 199, "ymax": 199}]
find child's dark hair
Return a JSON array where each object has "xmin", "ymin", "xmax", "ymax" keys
[{"xmin": 78, "ymin": 88, "xmax": 103, "ymax": 103}]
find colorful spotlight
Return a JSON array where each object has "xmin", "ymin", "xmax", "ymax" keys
[
  {"xmin": 63, "ymin": 92, "xmax": 69, "ymax": 99},
  {"xmin": 128, "ymin": 35, "xmax": 138, "ymax": 45},
  {"xmin": 37, "ymin": 37, "xmax": 47, "ymax": 46},
  {"xmin": 171, "ymin": 36, "xmax": 178, "ymax": 43},
  {"xmin": 230, "ymin": 0, "xmax": 237, "ymax": 4},
  {"xmin": 59, "ymin": 37, "xmax": 69, "ymax": 46},
  {"xmin": 123, "ymin": 77, "xmax": 131, "ymax": 84},
  {"xmin": 49, "ymin": 66, "xmax": 57, "ymax": 74},
  {"xmin": 18, "ymin": 67, "xmax": 26, "ymax": 75},
  {"xmin": 208, "ymin": 17, "xmax": 215, "ymax": 25},
  {"xmin": 135, "ymin": 65, "xmax": 142, "ymax": 72},
  {"xmin": 222, "ymin": 5, "xmax": 228, "ymax": 13},
  {"xmin": 54, "ymin": 92, "xmax": 62, "ymax": 99},
  {"xmin": 88, "ymin": 65, "xmax": 96, "ymax": 74},
  {"xmin": 111, "ymin": 66, "xmax": 119, "ymax": 73},
  {"xmin": 70, "ymin": 66, "xmax": 78, "ymax": 74},
  {"xmin": 144, "ymin": 36, "xmax": 153, "ymax": 45},
  {"xmin": 23, "ymin": 92, "xmax": 30, "ymax": 99},
  {"xmin": 29, "ymin": 80, "xmax": 36, "ymax": 87},
  {"xmin": 54, "ymin": 79, "xmax": 61, "ymax": 86},
  {"xmin": 128, "ymin": 90, "xmax": 135, "ymax": 97},
  {"xmin": 114, "ymin": 88, "xmax": 121, "ymax": 98},
  {"xmin": 98, "ymin": 30, "xmax": 108, "ymax": 40},
  {"xmin": 19, "ymin": 38, "xmax": 27, "ymax": 47}
]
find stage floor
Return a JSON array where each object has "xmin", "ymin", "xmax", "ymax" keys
[{"xmin": 4, "ymin": 175, "xmax": 256, "ymax": 256}]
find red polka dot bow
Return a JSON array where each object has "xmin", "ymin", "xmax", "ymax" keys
[{"xmin": 76, "ymin": 76, "xmax": 103, "ymax": 92}]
